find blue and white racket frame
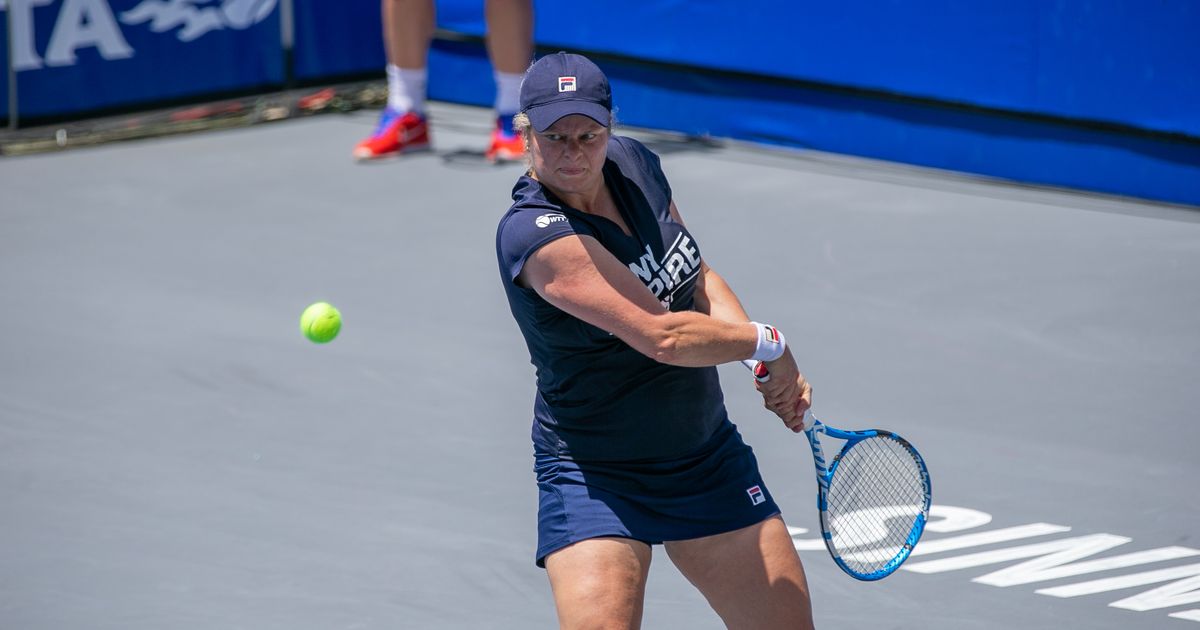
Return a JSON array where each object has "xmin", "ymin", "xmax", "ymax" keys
[
  {"xmin": 742, "ymin": 359, "xmax": 933, "ymax": 581},
  {"xmin": 806, "ymin": 418, "xmax": 932, "ymax": 580}
]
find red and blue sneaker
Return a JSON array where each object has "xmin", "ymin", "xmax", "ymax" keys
[
  {"xmin": 485, "ymin": 117, "xmax": 525, "ymax": 163},
  {"xmin": 353, "ymin": 108, "xmax": 430, "ymax": 160}
]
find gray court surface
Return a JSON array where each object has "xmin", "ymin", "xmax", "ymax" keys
[{"xmin": 2, "ymin": 101, "xmax": 1198, "ymax": 629}]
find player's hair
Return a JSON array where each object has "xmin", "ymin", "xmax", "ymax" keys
[
  {"xmin": 511, "ymin": 111, "xmax": 617, "ymax": 166},
  {"xmin": 511, "ymin": 112, "xmax": 531, "ymax": 140}
]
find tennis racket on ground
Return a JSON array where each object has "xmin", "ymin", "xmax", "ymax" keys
[{"xmin": 742, "ymin": 359, "xmax": 932, "ymax": 581}]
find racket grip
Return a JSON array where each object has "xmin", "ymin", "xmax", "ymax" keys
[
  {"xmin": 741, "ymin": 359, "xmax": 770, "ymax": 382},
  {"xmin": 742, "ymin": 359, "xmax": 813, "ymax": 432}
]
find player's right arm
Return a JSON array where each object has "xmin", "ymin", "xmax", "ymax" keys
[{"xmin": 518, "ymin": 234, "xmax": 760, "ymax": 369}]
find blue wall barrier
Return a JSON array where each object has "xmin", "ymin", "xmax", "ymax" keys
[
  {"xmin": 291, "ymin": 0, "xmax": 380, "ymax": 81},
  {"xmin": 440, "ymin": 0, "xmax": 1200, "ymax": 139},
  {"xmin": 430, "ymin": 0, "xmax": 1200, "ymax": 206},
  {"xmin": 3, "ymin": 1, "xmax": 1197, "ymax": 206},
  {"xmin": 424, "ymin": 39, "xmax": 1200, "ymax": 208},
  {"xmin": 1, "ymin": 4, "xmax": 8, "ymax": 120}
]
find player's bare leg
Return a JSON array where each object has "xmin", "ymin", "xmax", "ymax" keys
[
  {"xmin": 665, "ymin": 516, "xmax": 815, "ymax": 630},
  {"xmin": 544, "ymin": 537, "xmax": 652, "ymax": 630}
]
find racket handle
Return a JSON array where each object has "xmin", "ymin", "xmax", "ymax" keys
[
  {"xmin": 741, "ymin": 359, "xmax": 813, "ymax": 431},
  {"xmin": 741, "ymin": 359, "xmax": 770, "ymax": 382}
]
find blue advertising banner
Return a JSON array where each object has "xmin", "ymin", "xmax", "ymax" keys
[
  {"xmin": 290, "ymin": 0, "xmax": 382, "ymax": 81},
  {"xmin": 3, "ymin": 0, "xmax": 283, "ymax": 119}
]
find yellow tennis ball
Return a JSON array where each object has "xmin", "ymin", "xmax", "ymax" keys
[{"xmin": 300, "ymin": 302, "xmax": 341, "ymax": 343}]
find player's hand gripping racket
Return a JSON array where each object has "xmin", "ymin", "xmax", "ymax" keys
[{"xmin": 742, "ymin": 359, "xmax": 932, "ymax": 581}]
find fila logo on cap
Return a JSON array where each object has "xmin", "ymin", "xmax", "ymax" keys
[{"xmin": 558, "ymin": 76, "xmax": 577, "ymax": 92}]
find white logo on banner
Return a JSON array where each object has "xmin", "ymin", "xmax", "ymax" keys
[
  {"xmin": 1, "ymin": 0, "xmax": 278, "ymax": 71},
  {"xmin": 120, "ymin": 0, "xmax": 277, "ymax": 42}
]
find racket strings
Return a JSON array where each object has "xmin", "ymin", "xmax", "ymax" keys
[{"xmin": 824, "ymin": 435, "xmax": 927, "ymax": 575}]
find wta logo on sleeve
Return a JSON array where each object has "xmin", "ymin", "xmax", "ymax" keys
[
  {"xmin": 535, "ymin": 213, "xmax": 568, "ymax": 228},
  {"xmin": 747, "ymin": 485, "xmax": 766, "ymax": 506}
]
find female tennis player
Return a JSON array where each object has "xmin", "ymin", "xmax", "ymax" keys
[{"xmin": 495, "ymin": 52, "xmax": 815, "ymax": 630}]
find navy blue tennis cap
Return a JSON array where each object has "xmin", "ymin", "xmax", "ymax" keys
[{"xmin": 520, "ymin": 51, "xmax": 612, "ymax": 132}]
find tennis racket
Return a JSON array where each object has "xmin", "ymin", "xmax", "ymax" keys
[{"xmin": 742, "ymin": 359, "xmax": 932, "ymax": 581}]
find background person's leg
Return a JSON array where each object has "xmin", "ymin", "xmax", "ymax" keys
[
  {"xmin": 354, "ymin": 0, "xmax": 436, "ymax": 159},
  {"xmin": 483, "ymin": 0, "xmax": 534, "ymax": 161}
]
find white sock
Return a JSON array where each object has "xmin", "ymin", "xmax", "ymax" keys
[
  {"xmin": 494, "ymin": 71, "xmax": 523, "ymax": 117},
  {"xmin": 387, "ymin": 64, "xmax": 427, "ymax": 115}
]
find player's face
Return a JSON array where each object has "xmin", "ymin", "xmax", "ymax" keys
[{"xmin": 528, "ymin": 115, "xmax": 610, "ymax": 196}]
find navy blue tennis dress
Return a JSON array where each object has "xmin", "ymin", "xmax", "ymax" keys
[{"xmin": 496, "ymin": 135, "xmax": 780, "ymax": 566}]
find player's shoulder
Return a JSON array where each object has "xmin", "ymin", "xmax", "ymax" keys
[
  {"xmin": 496, "ymin": 177, "xmax": 593, "ymax": 280},
  {"xmin": 498, "ymin": 205, "xmax": 572, "ymax": 241},
  {"xmin": 608, "ymin": 134, "xmax": 666, "ymax": 176},
  {"xmin": 606, "ymin": 134, "xmax": 671, "ymax": 203},
  {"xmin": 607, "ymin": 134, "xmax": 656, "ymax": 163},
  {"xmin": 497, "ymin": 177, "xmax": 574, "ymax": 246},
  {"xmin": 500, "ymin": 174, "xmax": 551, "ymax": 218}
]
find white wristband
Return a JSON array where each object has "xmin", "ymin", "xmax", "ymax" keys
[{"xmin": 750, "ymin": 322, "xmax": 786, "ymax": 362}]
